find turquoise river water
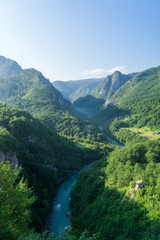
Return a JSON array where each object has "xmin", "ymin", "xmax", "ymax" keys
[
  {"xmin": 49, "ymin": 125, "xmax": 124, "ymax": 235},
  {"xmin": 49, "ymin": 166, "xmax": 88, "ymax": 235}
]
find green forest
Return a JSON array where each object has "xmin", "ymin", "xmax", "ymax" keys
[
  {"xmin": 0, "ymin": 56, "xmax": 160, "ymax": 240},
  {"xmin": 68, "ymin": 66, "xmax": 160, "ymax": 239},
  {"xmin": 70, "ymin": 139, "xmax": 160, "ymax": 239},
  {"xmin": 0, "ymin": 103, "xmax": 111, "ymax": 239},
  {"xmin": 0, "ymin": 58, "xmax": 109, "ymax": 149}
]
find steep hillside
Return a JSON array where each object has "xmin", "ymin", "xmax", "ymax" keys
[
  {"xmin": 91, "ymin": 71, "xmax": 137, "ymax": 102},
  {"xmin": 0, "ymin": 103, "xmax": 105, "ymax": 232},
  {"xmin": 0, "ymin": 56, "xmax": 108, "ymax": 148},
  {"xmin": 0, "ymin": 63, "xmax": 70, "ymax": 109},
  {"xmin": 93, "ymin": 65, "xmax": 160, "ymax": 141},
  {"xmin": 111, "ymin": 66, "xmax": 160, "ymax": 107},
  {"xmin": 73, "ymin": 71, "xmax": 136, "ymax": 116},
  {"xmin": 52, "ymin": 77, "xmax": 105, "ymax": 102},
  {"xmin": 73, "ymin": 95, "xmax": 105, "ymax": 117},
  {"xmin": 70, "ymin": 65, "xmax": 160, "ymax": 239},
  {"xmin": 0, "ymin": 56, "xmax": 22, "ymax": 77},
  {"xmin": 70, "ymin": 138, "xmax": 160, "ymax": 240}
]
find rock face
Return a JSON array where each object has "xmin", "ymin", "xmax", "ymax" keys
[
  {"xmin": 0, "ymin": 151, "xmax": 19, "ymax": 168},
  {"xmin": 130, "ymin": 179, "xmax": 144, "ymax": 198},
  {"xmin": 134, "ymin": 180, "xmax": 144, "ymax": 192},
  {"xmin": 91, "ymin": 71, "xmax": 130, "ymax": 101}
]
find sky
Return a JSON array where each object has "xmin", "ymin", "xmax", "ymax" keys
[{"xmin": 0, "ymin": 0, "xmax": 160, "ymax": 81}]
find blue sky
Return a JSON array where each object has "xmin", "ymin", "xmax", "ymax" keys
[{"xmin": 0, "ymin": 0, "xmax": 160, "ymax": 81}]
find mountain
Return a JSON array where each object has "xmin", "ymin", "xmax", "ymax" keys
[
  {"xmin": 1, "ymin": 57, "xmax": 160, "ymax": 239},
  {"xmin": 69, "ymin": 67, "xmax": 160, "ymax": 239},
  {"xmin": 91, "ymin": 71, "xmax": 137, "ymax": 103},
  {"xmin": 0, "ymin": 56, "xmax": 108, "ymax": 148},
  {"xmin": 0, "ymin": 58, "xmax": 70, "ymax": 109},
  {"xmin": 0, "ymin": 56, "xmax": 22, "ymax": 77},
  {"xmin": 69, "ymin": 66, "xmax": 160, "ymax": 240},
  {"xmin": 92, "ymin": 65, "xmax": 160, "ymax": 142},
  {"xmin": 0, "ymin": 103, "xmax": 110, "ymax": 234},
  {"xmin": 72, "ymin": 71, "xmax": 136, "ymax": 116},
  {"xmin": 111, "ymin": 66, "xmax": 160, "ymax": 107},
  {"xmin": 0, "ymin": 57, "xmax": 112, "ymax": 235},
  {"xmin": 110, "ymin": 65, "xmax": 160, "ymax": 128},
  {"xmin": 52, "ymin": 77, "xmax": 105, "ymax": 102}
]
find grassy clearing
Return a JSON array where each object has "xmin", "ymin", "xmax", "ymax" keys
[{"xmin": 123, "ymin": 127, "xmax": 160, "ymax": 140}]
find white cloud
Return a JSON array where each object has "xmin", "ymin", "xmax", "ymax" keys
[{"xmin": 82, "ymin": 66, "xmax": 128, "ymax": 78}]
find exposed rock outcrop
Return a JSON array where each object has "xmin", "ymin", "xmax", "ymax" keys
[
  {"xmin": 130, "ymin": 179, "xmax": 144, "ymax": 198},
  {"xmin": 0, "ymin": 151, "xmax": 19, "ymax": 169}
]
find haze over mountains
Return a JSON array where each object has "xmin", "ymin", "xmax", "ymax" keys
[
  {"xmin": 0, "ymin": 56, "xmax": 109, "ymax": 147},
  {"xmin": 0, "ymin": 56, "xmax": 70, "ymax": 108},
  {"xmin": 52, "ymin": 77, "xmax": 105, "ymax": 102},
  {"xmin": 0, "ymin": 55, "xmax": 160, "ymax": 240},
  {"xmin": 1, "ymin": 55, "xmax": 159, "ymax": 141},
  {"xmin": 0, "ymin": 56, "xmax": 110, "ymax": 237}
]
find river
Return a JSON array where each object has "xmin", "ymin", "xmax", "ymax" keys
[
  {"xmin": 98, "ymin": 125, "xmax": 125, "ymax": 147},
  {"xmin": 49, "ymin": 166, "xmax": 88, "ymax": 236},
  {"xmin": 49, "ymin": 125, "xmax": 124, "ymax": 236}
]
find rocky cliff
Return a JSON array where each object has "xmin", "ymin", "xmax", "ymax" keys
[{"xmin": 0, "ymin": 151, "xmax": 19, "ymax": 168}]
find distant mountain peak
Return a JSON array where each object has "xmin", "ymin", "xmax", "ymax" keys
[
  {"xmin": 91, "ymin": 71, "xmax": 134, "ymax": 101},
  {"xmin": 0, "ymin": 55, "xmax": 22, "ymax": 77},
  {"xmin": 0, "ymin": 55, "xmax": 70, "ymax": 111},
  {"xmin": 52, "ymin": 77, "xmax": 105, "ymax": 102}
]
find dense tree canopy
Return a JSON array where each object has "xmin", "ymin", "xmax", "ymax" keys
[
  {"xmin": 0, "ymin": 103, "xmax": 111, "ymax": 233},
  {"xmin": 0, "ymin": 162, "xmax": 35, "ymax": 240},
  {"xmin": 70, "ymin": 140, "xmax": 160, "ymax": 240}
]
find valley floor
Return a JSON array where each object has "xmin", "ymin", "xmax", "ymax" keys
[{"xmin": 122, "ymin": 127, "xmax": 160, "ymax": 140}]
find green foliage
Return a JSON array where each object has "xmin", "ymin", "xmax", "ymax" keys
[
  {"xmin": 0, "ymin": 57, "xmax": 109, "ymax": 150},
  {"xmin": 0, "ymin": 57, "xmax": 111, "ymax": 234},
  {"xmin": 52, "ymin": 78, "xmax": 104, "ymax": 102},
  {"xmin": 18, "ymin": 231, "xmax": 51, "ymax": 240},
  {"xmin": 2, "ymin": 57, "xmax": 160, "ymax": 240},
  {"xmin": 73, "ymin": 71, "xmax": 137, "ymax": 117},
  {"xmin": 110, "ymin": 66, "xmax": 160, "ymax": 130},
  {"xmin": 70, "ymin": 140, "xmax": 160, "ymax": 239},
  {"xmin": 0, "ymin": 56, "xmax": 22, "ymax": 78},
  {"xmin": 73, "ymin": 95, "xmax": 105, "ymax": 118},
  {"xmin": 89, "ymin": 66, "xmax": 160, "ymax": 145},
  {"xmin": 0, "ymin": 126, "xmax": 17, "ymax": 150},
  {"xmin": 0, "ymin": 162, "xmax": 35, "ymax": 240},
  {"xmin": 69, "ymin": 66, "xmax": 160, "ymax": 239},
  {"xmin": 91, "ymin": 71, "xmax": 135, "ymax": 100},
  {"xmin": 0, "ymin": 103, "xmax": 101, "ymax": 232},
  {"xmin": 19, "ymin": 229, "xmax": 99, "ymax": 240}
]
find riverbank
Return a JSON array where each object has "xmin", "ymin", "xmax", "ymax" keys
[
  {"xmin": 48, "ymin": 165, "xmax": 88, "ymax": 235},
  {"xmin": 98, "ymin": 125, "xmax": 125, "ymax": 147},
  {"xmin": 48, "ymin": 124, "xmax": 124, "ymax": 236}
]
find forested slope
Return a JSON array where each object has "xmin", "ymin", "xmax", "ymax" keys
[
  {"xmin": 72, "ymin": 71, "xmax": 137, "ymax": 117},
  {"xmin": 0, "ymin": 57, "xmax": 112, "ymax": 239},
  {"xmin": 110, "ymin": 66, "xmax": 160, "ymax": 129},
  {"xmin": 52, "ymin": 77, "xmax": 105, "ymax": 102},
  {"xmin": 0, "ymin": 56, "xmax": 109, "ymax": 149},
  {"xmin": 92, "ymin": 66, "xmax": 160, "ymax": 142},
  {"xmin": 70, "ymin": 138, "xmax": 160, "ymax": 240},
  {"xmin": 0, "ymin": 103, "xmax": 108, "ymax": 233},
  {"xmin": 69, "ymin": 65, "xmax": 160, "ymax": 240}
]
